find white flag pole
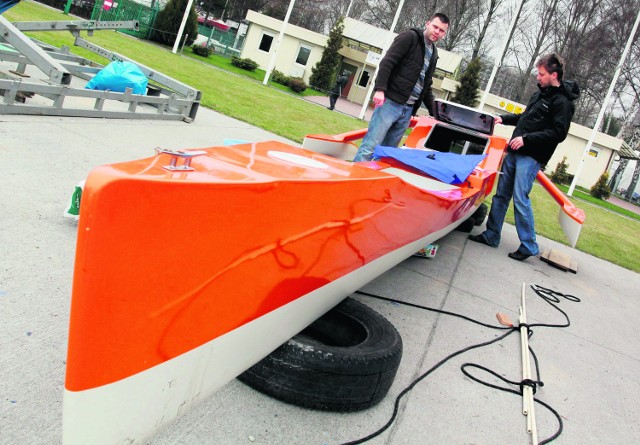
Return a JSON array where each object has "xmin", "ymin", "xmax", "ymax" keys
[
  {"xmin": 262, "ymin": 0, "xmax": 297, "ymax": 85},
  {"xmin": 172, "ymin": 0, "xmax": 195, "ymax": 54},
  {"xmin": 477, "ymin": 0, "xmax": 524, "ymax": 110},
  {"xmin": 358, "ymin": 0, "xmax": 406, "ymax": 120}
]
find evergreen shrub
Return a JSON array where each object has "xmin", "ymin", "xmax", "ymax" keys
[
  {"xmin": 590, "ymin": 172, "xmax": 611, "ymax": 200},
  {"xmin": 288, "ymin": 77, "xmax": 307, "ymax": 93},
  {"xmin": 192, "ymin": 44, "xmax": 212, "ymax": 57},
  {"xmin": 231, "ymin": 56, "xmax": 258, "ymax": 71},
  {"xmin": 272, "ymin": 70, "xmax": 290, "ymax": 86}
]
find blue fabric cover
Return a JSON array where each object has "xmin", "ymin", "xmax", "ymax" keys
[
  {"xmin": 85, "ymin": 61, "xmax": 148, "ymax": 95},
  {"xmin": 0, "ymin": 0, "xmax": 20, "ymax": 14},
  {"xmin": 373, "ymin": 145, "xmax": 487, "ymax": 185}
]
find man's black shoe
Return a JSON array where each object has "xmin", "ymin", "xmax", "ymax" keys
[
  {"xmin": 468, "ymin": 234, "xmax": 496, "ymax": 247},
  {"xmin": 508, "ymin": 250, "xmax": 530, "ymax": 261}
]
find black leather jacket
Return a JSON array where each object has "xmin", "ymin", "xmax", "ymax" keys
[
  {"xmin": 374, "ymin": 28, "xmax": 440, "ymax": 116},
  {"xmin": 501, "ymin": 80, "xmax": 580, "ymax": 167}
]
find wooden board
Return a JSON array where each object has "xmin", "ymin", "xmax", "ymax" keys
[{"xmin": 540, "ymin": 248, "xmax": 578, "ymax": 273}]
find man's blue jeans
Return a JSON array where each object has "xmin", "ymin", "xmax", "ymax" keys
[
  {"xmin": 482, "ymin": 151, "xmax": 541, "ymax": 256},
  {"xmin": 353, "ymin": 99, "xmax": 413, "ymax": 162}
]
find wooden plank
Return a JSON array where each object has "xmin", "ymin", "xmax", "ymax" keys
[{"xmin": 540, "ymin": 248, "xmax": 578, "ymax": 273}]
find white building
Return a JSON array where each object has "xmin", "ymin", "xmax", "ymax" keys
[
  {"xmin": 240, "ymin": 11, "xmax": 461, "ymax": 100},
  {"xmin": 240, "ymin": 10, "xmax": 624, "ymax": 189}
]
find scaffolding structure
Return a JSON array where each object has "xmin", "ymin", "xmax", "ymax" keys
[{"xmin": 0, "ymin": 16, "xmax": 201, "ymax": 122}]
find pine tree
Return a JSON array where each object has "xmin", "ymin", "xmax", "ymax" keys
[
  {"xmin": 451, "ymin": 58, "xmax": 483, "ymax": 107},
  {"xmin": 151, "ymin": 0, "xmax": 199, "ymax": 47},
  {"xmin": 590, "ymin": 172, "xmax": 612, "ymax": 200},
  {"xmin": 550, "ymin": 156, "xmax": 571, "ymax": 185},
  {"xmin": 309, "ymin": 17, "xmax": 344, "ymax": 93}
]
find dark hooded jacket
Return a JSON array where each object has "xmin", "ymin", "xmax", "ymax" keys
[
  {"xmin": 374, "ymin": 28, "xmax": 440, "ymax": 116},
  {"xmin": 500, "ymin": 79, "xmax": 580, "ymax": 167}
]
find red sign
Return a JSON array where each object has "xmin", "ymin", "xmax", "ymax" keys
[{"xmin": 103, "ymin": 0, "xmax": 113, "ymax": 10}]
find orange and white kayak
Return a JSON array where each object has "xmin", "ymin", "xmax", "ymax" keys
[{"xmin": 64, "ymin": 105, "xmax": 514, "ymax": 443}]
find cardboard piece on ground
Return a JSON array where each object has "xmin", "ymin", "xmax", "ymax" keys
[{"xmin": 540, "ymin": 248, "xmax": 578, "ymax": 274}]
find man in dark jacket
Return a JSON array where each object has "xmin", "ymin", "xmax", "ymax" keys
[
  {"xmin": 469, "ymin": 53, "xmax": 580, "ymax": 261},
  {"xmin": 328, "ymin": 71, "xmax": 349, "ymax": 110},
  {"xmin": 353, "ymin": 13, "xmax": 449, "ymax": 162}
]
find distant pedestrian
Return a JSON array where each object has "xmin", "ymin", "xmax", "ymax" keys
[
  {"xmin": 328, "ymin": 71, "xmax": 348, "ymax": 110},
  {"xmin": 469, "ymin": 53, "xmax": 580, "ymax": 261},
  {"xmin": 353, "ymin": 12, "xmax": 449, "ymax": 161}
]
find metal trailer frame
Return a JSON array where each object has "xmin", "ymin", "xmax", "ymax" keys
[{"xmin": 0, "ymin": 16, "xmax": 201, "ymax": 122}]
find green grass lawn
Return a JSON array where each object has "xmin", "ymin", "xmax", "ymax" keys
[
  {"xmin": 185, "ymin": 51, "xmax": 325, "ymax": 97},
  {"xmin": 5, "ymin": 1, "xmax": 640, "ymax": 273},
  {"xmin": 493, "ymin": 184, "xmax": 640, "ymax": 273},
  {"xmin": 4, "ymin": 2, "xmax": 367, "ymax": 143}
]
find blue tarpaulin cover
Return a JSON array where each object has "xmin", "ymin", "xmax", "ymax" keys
[
  {"xmin": 85, "ymin": 61, "xmax": 148, "ymax": 95},
  {"xmin": 0, "ymin": 0, "xmax": 20, "ymax": 14},
  {"xmin": 373, "ymin": 146, "xmax": 487, "ymax": 185}
]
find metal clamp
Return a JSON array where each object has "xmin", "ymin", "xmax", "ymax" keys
[{"xmin": 155, "ymin": 147, "xmax": 207, "ymax": 171}]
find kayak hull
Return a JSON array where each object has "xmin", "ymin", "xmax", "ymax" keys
[{"xmin": 64, "ymin": 115, "xmax": 507, "ymax": 444}]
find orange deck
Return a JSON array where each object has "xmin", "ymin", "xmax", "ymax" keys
[{"xmin": 66, "ymin": 140, "xmax": 502, "ymax": 392}]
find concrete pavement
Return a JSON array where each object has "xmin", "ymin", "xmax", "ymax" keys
[
  {"xmin": 1, "ymin": 106, "xmax": 639, "ymax": 445},
  {"xmin": 304, "ymin": 95, "xmax": 374, "ymax": 121}
]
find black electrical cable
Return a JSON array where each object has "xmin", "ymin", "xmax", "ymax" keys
[
  {"xmin": 460, "ymin": 363, "xmax": 564, "ymax": 445},
  {"xmin": 339, "ymin": 284, "xmax": 580, "ymax": 445}
]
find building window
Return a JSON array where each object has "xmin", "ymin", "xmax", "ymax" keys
[
  {"xmin": 295, "ymin": 46, "xmax": 311, "ymax": 66},
  {"xmin": 259, "ymin": 33, "xmax": 274, "ymax": 52},
  {"xmin": 433, "ymin": 68, "xmax": 447, "ymax": 80},
  {"xmin": 358, "ymin": 70, "xmax": 371, "ymax": 87}
]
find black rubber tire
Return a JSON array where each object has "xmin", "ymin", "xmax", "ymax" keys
[
  {"xmin": 455, "ymin": 218, "xmax": 475, "ymax": 233},
  {"xmin": 455, "ymin": 203, "xmax": 488, "ymax": 232},
  {"xmin": 471, "ymin": 203, "xmax": 488, "ymax": 225},
  {"xmin": 237, "ymin": 297, "xmax": 403, "ymax": 412}
]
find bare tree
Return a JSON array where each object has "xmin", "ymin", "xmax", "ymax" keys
[
  {"xmin": 493, "ymin": 65, "xmax": 522, "ymax": 98},
  {"xmin": 563, "ymin": 0, "xmax": 640, "ymax": 126},
  {"xmin": 470, "ymin": 0, "xmax": 507, "ymax": 60},
  {"xmin": 359, "ymin": 0, "xmax": 400, "ymax": 29},
  {"xmin": 396, "ymin": 0, "xmax": 440, "ymax": 29},
  {"xmin": 553, "ymin": 0, "xmax": 605, "ymax": 69},
  {"xmin": 438, "ymin": 0, "xmax": 478, "ymax": 51},
  {"xmin": 510, "ymin": 0, "xmax": 560, "ymax": 102},
  {"xmin": 486, "ymin": 0, "xmax": 528, "ymax": 96},
  {"xmin": 324, "ymin": 0, "xmax": 370, "ymax": 31},
  {"xmin": 249, "ymin": 0, "xmax": 640, "ymax": 135}
]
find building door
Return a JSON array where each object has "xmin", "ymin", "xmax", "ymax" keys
[{"xmin": 339, "ymin": 63, "xmax": 358, "ymax": 99}]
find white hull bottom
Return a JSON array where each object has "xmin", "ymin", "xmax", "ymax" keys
[
  {"xmin": 62, "ymin": 217, "xmax": 469, "ymax": 444},
  {"xmin": 558, "ymin": 209, "xmax": 582, "ymax": 248}
]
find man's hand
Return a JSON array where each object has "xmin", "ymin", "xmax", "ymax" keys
[
  {"xmin": 373, "ymin": 90, "xmax": 386, "ymax": 108},
  {"xmin": 494, "ymin": 116, "xmax": 503, "ymax": 125},
  {"xmin": 509, "ymin": 136, "xmax": 524, "ymax": 150}
]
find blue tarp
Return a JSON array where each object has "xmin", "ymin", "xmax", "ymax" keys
[
  {"xmin": 85, "ymin": 61, "xmax": 148, "ymax": 95},
  {"xmin": 0, "ymin": 0, "xmax": 20, "ymax": 14},
  {"xmin": 373, "ymin": 146, "xmax": 487, "ymax": 185}
]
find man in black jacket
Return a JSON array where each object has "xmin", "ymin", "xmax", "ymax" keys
[
  {"xmin": 328, "ymin": 71, "xmax": 348, "ymax": 110},
  {"xmin": 353, "ymin": 13, "xmax": 449, "ymax": 162},
  {"xmin": 469, "ymin": 53, "xmax": 581, "ymax": 261}
]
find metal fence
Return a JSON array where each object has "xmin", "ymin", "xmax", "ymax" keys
[
  {"xmin": 30, "ymin": 1, "xmax": 243, "ymax": 58},
  {"xmin": 197, "ymin": 24, "xmax": 243, "ymax": 57},
  {"xmin": 90, "ymin": 0, "xmax": 159, "ymax": 39}
]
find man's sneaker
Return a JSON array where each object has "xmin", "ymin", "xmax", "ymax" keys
[
  {"xmin": 468, "ymin": 234, "xmax": 496, "ymax": 247},
  {"xmin": 508, "ymin": 250, "xmax": 531, "ymax": 261}
]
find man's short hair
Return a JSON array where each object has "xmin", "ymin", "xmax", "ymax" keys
[
  {"xmin": 430, "ymin": 12, "xmax": 450, "ymax": 24},
  {"xmin": 537, "ymin": 53, "xmax": 564, "ymax": 80}
]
